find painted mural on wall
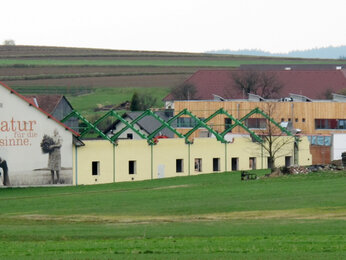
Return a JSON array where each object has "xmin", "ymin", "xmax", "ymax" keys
[{"xmin": 0, "ymin": 84, "xmax": 73, "ymax": 186}]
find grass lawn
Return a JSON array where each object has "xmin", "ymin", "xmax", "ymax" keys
[
  {"xmin": 0, "ymin": 170, "xmax": 345, "ymax": 259},
  {"xmin": 67, "ymin": 87, "xmax": 170, "ymax": 115},
  {"xmin": 0, "ymin": 59, "xmax": 340, "ymax": 68}
]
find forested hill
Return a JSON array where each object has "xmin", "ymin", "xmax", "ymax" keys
[{"xmin": 208, "ymin": 45, "xmax": 346, "ymax": 59}]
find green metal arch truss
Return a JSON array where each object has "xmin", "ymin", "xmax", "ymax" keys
[{"xmin": 61, "ymin": 107, "xmax": 295, "ymax": 145}]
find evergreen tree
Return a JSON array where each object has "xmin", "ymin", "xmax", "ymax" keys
[{"xmin": 130, "ymin": 92, "xmax": 140, "ymax": 111}]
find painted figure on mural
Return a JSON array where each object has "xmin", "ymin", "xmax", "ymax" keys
[
  {"xmin": 48, "ymin": 129, "xmax": 62, "ymax": 184},
  {"xmin": 41, "ymin": 129, "xmax": 62, "ymax": 184},
  {"xmin": 0, "ymin": 157, "xmax": 10, "ymax": 186}
]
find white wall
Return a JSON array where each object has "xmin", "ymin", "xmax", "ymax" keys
[
  {"xmin": 107, "ymin": 117, "xmax": 147, "ymax": 140},
  {"xmin": 331, "ymin": 134, "xmax": 346, "ymax": 160},
  {"xmin": 0, "ymin": 84, "xmax": 73, "ymax": 185}
]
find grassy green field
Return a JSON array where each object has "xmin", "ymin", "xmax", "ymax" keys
[
  {"xmin": 0, "ymin": 170, "xmax": 345, "ymax": 259},
  {"xmin": 0, "ymin": 59, "xmax": 340, "ymax": 67},
  {"xmin": 67, "ymin": 87, "xmax": 170, "ymax": 115}
]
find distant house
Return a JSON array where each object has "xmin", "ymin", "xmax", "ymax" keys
[
  {"xmin": 104, "ymin": 111, "xmax": 174, "ymax": 140},
  {"xmin": 162, "ymin": 67, "xmax": 346, "ymax": 165},
  {"xmin": 163, "ymin": 69, "xmax": 346, "ymax": 102},
  {"xmin": 24, "ymin": 95, "xmax": 78, "ymax": 132}
]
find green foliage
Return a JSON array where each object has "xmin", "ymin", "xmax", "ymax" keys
[
  {"xmin": 130, "ymin": 92, "xmax": 140, "ymax": 111},
  {"xmin": 139, "ymin": 93, "xmax": 157, "ymax": 111},
  {"xmin": 0, "ymin": 171, "xmax": 345, "ymax": 258},
  {"xmin": 130, "ymin": 91, "xmax": 158, "ymax": 111}
]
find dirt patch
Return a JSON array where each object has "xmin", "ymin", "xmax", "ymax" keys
[{"xmin": 8, "ymin": 207, "xmax": 346, "ymax": 224}]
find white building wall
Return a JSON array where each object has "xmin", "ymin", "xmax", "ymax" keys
[
  {"xmin": 107, "ymin": 117, "xmax": 148, "ymax": 140},
  {"xmin": 331, "ymin": 134, "xmax": 346, "ymax": 160},
  {"xmin": 0, "ymin": 84, "xmax": 73, "ymax": 185}
]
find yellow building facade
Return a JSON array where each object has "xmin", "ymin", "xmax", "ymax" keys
[{"xmin": 73, "ymin": 136, "xmax": 312, "ymax": 185}]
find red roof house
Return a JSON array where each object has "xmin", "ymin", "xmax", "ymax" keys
[{"xmin": 164, "ymin": 69, "xmax": 346, "ymax": 101}]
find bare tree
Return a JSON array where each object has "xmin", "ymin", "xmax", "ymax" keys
[
  {"xmin": 171, "ymin": 83, "xmax": 197, "ymax": 100},
  {"xmin": 320, "ymin": 88, "xmax": 333, "ymax": 99},
  {"xmin": 232, "ymin": 70, "xmax": 260, "ymax": 97},
  {"xmin": 258, "ymin": 72, "xmax": 284, "ymax": 98},
  {"xmin": 231, "ymin": 71, "xmax": 283, "ymax": 99},
  {"xmin": 251, "ymin": 103, "xmax": 296, "ymax": 171}
]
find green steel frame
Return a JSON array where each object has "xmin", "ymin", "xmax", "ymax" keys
[
  {"xmin": 61, "ymin": 107, "xmax": 296, "ymax": 145},
  {"xmin": 61, "ymin": 110, "xmax": 114, "ymax": 143}
]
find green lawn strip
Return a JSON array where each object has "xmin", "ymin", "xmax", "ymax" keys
[
  {"xmin": 0, "ymin": 171, "xmax": 345, "ymax": 216},
  {"xmin": 0, "ymin": 59, "xmax": 340, "ymax": 67},
  {"xmin": 0, "ymin": 171, "xmax": 345, "ymax": 258},
  {"xmin": 0, "ymin": 220, "xmax": 344, "ymax": 259}
]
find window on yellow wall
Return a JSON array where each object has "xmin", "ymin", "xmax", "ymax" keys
[
  {"xmin": 176, "ymin": 159, "xmax": 183, "ymax": 173},
  {"xmin": 213, "ymin": 158, "xmax": 220, "ymax": 171},
  {"xmin": 249, "ymin": 157, "xmax": 256, "ymax": 170},
  {"xmin": 194, "ymin": 158, "xmax": 202, "ymax": 172},
  {"xmin": 92, "ymin": 161, "xmax": 100, "ymax": 175},
  {"xmin": 231, "ymin": 157, "xmax": 239, "ymax": 171},
  {"xmin": 129, "ymin": 161, "xmax": 136, "ymax": 174}
]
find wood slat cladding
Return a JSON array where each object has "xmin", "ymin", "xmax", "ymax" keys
[
  {"xmin": 174, "ymin": 101, "xmax": 346, "ymax": 135},
  {"xmin": 310, "ymin": 146, "xmax": 331, "ymax": 165}
]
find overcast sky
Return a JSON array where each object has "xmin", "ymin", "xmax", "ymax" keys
[{"xmin": 1, "ymin": 0, "xmax": 345, "ymax": 53}]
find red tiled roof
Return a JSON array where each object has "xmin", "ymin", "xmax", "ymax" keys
[
  {"xmin": 0, "ymin": 81, "xmax": 79, "ymax": 136},
  {"xmin": 24, "ymin": 95, "xmax": 63, "ymax": 113},
  {"xmin": 164, "ymin": 69, "xmax": 346, "ymax": 100}
]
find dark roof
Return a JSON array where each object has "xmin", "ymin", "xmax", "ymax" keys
[
  {"xmin": 0, "ymin": 81, "xmax": 79, "ymax": 136},
  {"xmin": 105, "ymin": 111, "xmax": 174, "ymax": 138},
  {"xmin": 24, "ymin": 95, "xmax": 64, "ymax": 113},
  {"xmin": 164, "ymin": 69, "xmax": 346, "ymax": 101}
]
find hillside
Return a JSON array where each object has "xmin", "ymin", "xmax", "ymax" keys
[
  {"xmin": 0, "ymin": 45, "xmax": 342, "ymax": 115},
  {"xmin": 0, "ymin": 45, "xmax": 339, "ymax": 90},
  {"xmin": 208, "ymin": 45, "xmax": 346, "ymax": 59},
  {"xmin": 0, "ymin": 171, "xmax": 345, "ymax": 258}
]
